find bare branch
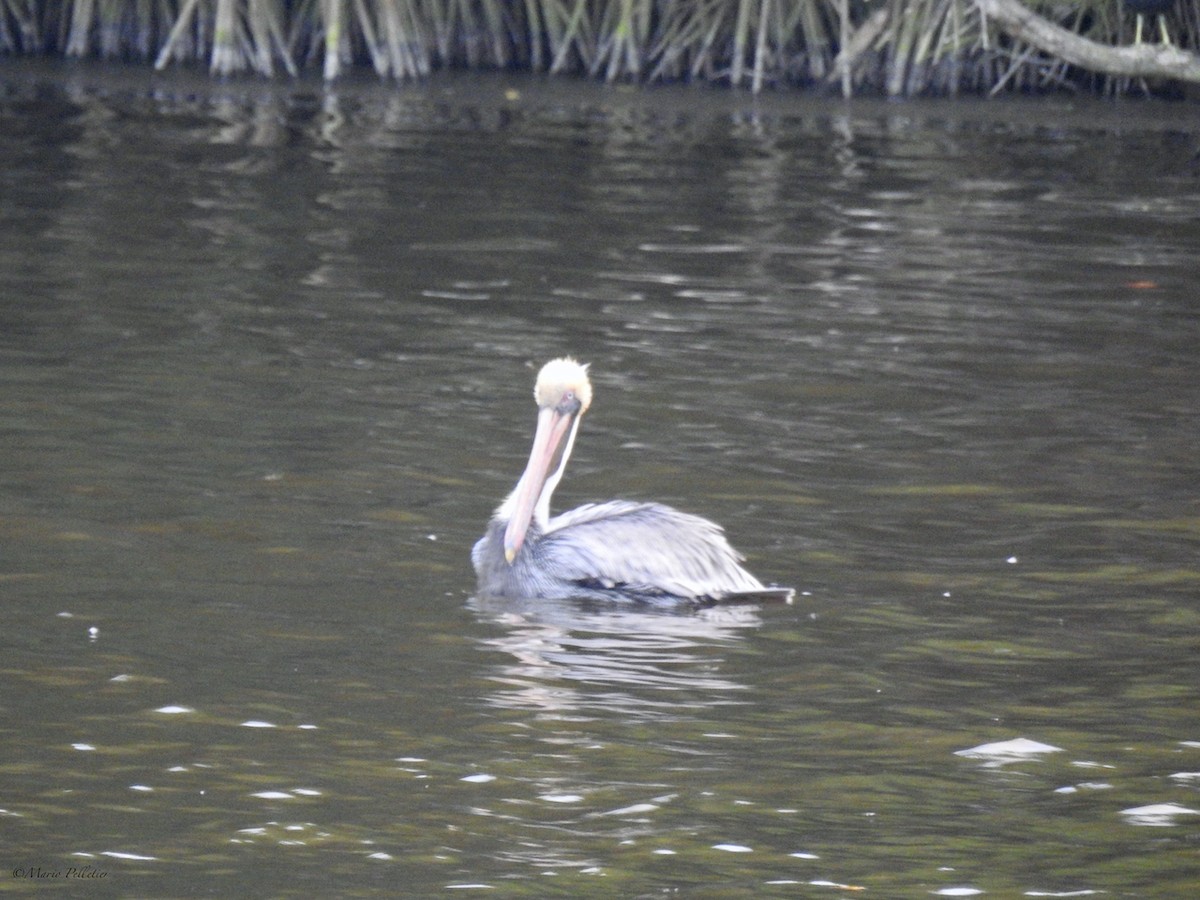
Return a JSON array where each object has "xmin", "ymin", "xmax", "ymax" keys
[{"xmin": 976, "ymin": 0, "xmax": 1200, "ymax": 81}]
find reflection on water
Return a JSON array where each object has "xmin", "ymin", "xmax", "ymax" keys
[
  {"xmin": 471, "ymin": 595, "xmax": 761, "ymax": 717},
  {"xmin": 2, "ymin": 59, "xmax": 1199, "ymax": 896}
]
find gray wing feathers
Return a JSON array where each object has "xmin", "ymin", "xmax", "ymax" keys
[{"xmin": 542, "ymin": 501, "xmax": 765, "ymax": 598}]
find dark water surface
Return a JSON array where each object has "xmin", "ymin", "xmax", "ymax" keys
[{"xmin": 2, "ymin": 60, "xmax": 1198, "ymax": 896}]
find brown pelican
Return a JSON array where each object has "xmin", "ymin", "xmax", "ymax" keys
[{"xmin": 472, "ymin": 358, "xmax": 793, "ymax": 605}]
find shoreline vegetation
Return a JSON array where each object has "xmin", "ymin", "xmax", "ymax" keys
[{"xmin": 1, "ymin": 0, "xmax": 1197, "ymax": 97}]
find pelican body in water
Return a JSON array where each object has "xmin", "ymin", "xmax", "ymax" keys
[{"xmin": 472, "ymin": 358, "xmax": 793, "ymax": 605}]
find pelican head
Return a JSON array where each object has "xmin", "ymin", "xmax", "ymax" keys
[{"xmin": 500, "ymin": 358, "xmax": 592, "ymax": 563}]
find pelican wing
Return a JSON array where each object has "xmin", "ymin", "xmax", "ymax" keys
[{"xmin": 539, "ymin": 501, "xmax": 767, "ymax": 601}]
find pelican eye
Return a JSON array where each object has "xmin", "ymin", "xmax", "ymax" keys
[{"xmin": 557, "ymin": 390, "xmax": 582, "ymax": 415}]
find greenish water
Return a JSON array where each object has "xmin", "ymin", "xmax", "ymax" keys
[{"xmin": 1, "ymin": 60, "xmax": 1198, "ymax": 897}]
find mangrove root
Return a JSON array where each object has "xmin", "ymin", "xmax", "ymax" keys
[{"xmin": 976, "ymin": 0, "xmax": 1200, "ymax": 82}]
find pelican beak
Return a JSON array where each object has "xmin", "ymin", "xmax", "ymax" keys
[{"xmin": 503, "ymin": 403, "xmax": 579, "ymax": 564}]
